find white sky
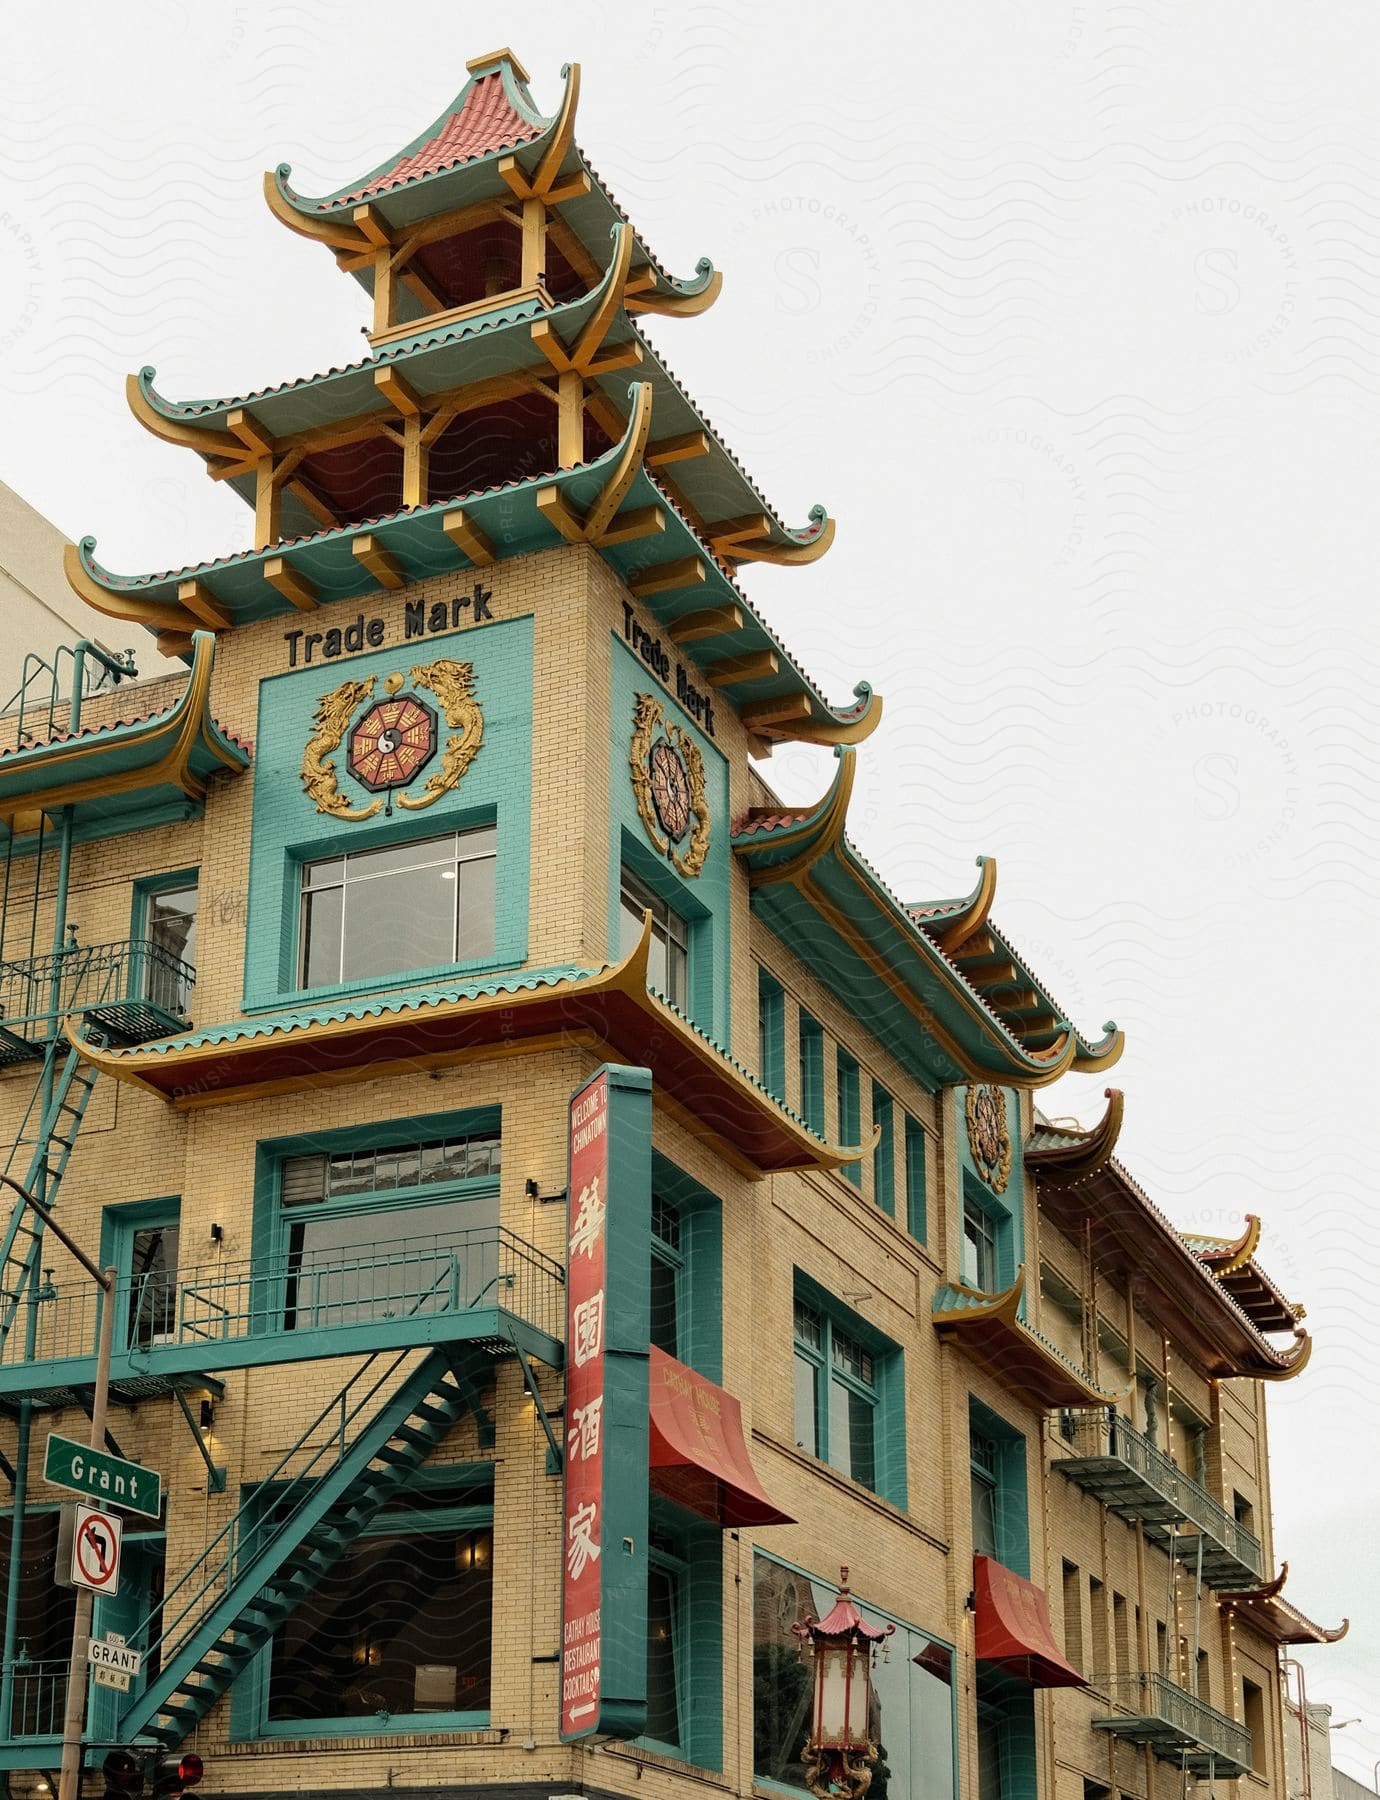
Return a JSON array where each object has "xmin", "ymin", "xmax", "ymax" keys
[{"xmin": 1, "ymin": 0, "xmax": 1376, "ymax": 1776}]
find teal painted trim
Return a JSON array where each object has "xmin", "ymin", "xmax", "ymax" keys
[
  {"xmin": 128, "ymin": 867, "xmax": 197, "ymax": 942},
  {"xmin": 639, "ymin": 1498, "xmax": 723, "ymax": 1771},
  {"xmin": 969, "ymin": 1398, "xmax": 1030, "ymax": 1580},
  {"xmin": 244, "ymin": 615, "xmax": 532, "ymax": 1013},
  {"xmin": 798, "ymin": 1012, "xmax": 825, "ymax": 1137},
  {"xmin": 904, "ymin": 1115, "xmax": 928, "ymax": 1243},
  {"xmin": 836, "ymin": 1050, "xmax": 860, "ymax": 1186},
  {"xmin": 976, "ymin": 1674, "xmax": 1037, "ymax": 1800},
  {"xmin": 757, "ymin": 970, "xmax": 785, "ymax": 1101},
  {"xmin": 652, "ymin": 1155, "xmax": 722, "ymax": 1386},
  {"xmin": 872, "ymin": 1086, "xmax": 895, "ymax": 1218},
  {"xmin": 98, "ymin": 1195, "xmax": 180, "ymax": 1279},
  {"xmin": 793, "ymin": 1271, "xmax": 907, "ymax": 1510}
]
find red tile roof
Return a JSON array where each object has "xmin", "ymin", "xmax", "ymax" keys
[
  {"xmin": 335, "ymin": 75, "xmax": 541, "ymax": 207},
  {"xmin": 729, "ymin": 807, "xmax": 817, "ymax": 839}
]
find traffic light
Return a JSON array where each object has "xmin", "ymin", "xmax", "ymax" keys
[
  {"xmin": 149, "ymin": 1754, "xmax": 203, "ymax": 1798},
  {"xmin": 101, "ymin": 1750, "xmax": 142, "ymax": 1798}
]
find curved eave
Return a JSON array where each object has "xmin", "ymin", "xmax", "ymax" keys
[
  {"xmin": 270, "ymin": 57, "xmax": 556, "ymax": 224},
  {"xmin": 68, "ymin": 419, "xmax": 877, "ymax": 749},
  {"xmin": 731, "ymin": 749, "xmax": 856, "ymax": 882},
  {"xmin": 1026, "ymin": 1089, "xmax": 1125, "ymax": 1184},
  {"xmin": 0, "ymin": 633, "xmax": 248, "ymax": 825},
  {"xmin": 1192, "ymin": 1214, "xmax": 1263, "ymax": 1275},
  {"xmin": 67, "ymin": 918, "xmax": 862, "ymax": 1180},
  {"xmin": 932, "ymin": 1267, "xmax": 1129, "ymax": 1409},
  {"xmin": 1219, "ymin": 1569, "xmax": 1349, "ymax": 1645}
]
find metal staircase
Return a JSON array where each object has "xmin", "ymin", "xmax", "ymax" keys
[
  {"xmin": 0, "ymin": 1043, "xmax": 99, "ymax": 1355},
  {"xmin": 119, "ymin": 1344, "xmax": 482, "ymax": 1749}
]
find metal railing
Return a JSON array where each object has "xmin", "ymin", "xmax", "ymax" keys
[
  {"xmin": 8, "ymin": 1659, "xmax": 67, "ymax": 1738},
  {"xmin": 1092, "ymin": 1671, "xmax": 1253, "ymax": 1769},
  {"xmin": 2, "ymin": 640, "xmax": 138, "ymax": 748},
  {"xmin": 0, "ymin": 1226, "xmax": 565, "ymax": 1370},
  {"xmin": 1057, "ymin": 1408, "xmax": 1263, "ymax": 1577},
  {"xmin": 0, "ymin": 936, "xmax": 194, "ymax": 1033}
]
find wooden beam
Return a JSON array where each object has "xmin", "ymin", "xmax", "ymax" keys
[
  {"xmin": 373, "ymin": 366, "xmax": 424, "ymax": 417},
  {"xmin": 531, "ymin": 318, "xmax": 573, "ymax": 375},
  {"xmin": 583, "ymin": 343, "xmax": 644, "ymax": 378},
  {"xmin": 352, "ymin": 204, "xmax": 392, "ymax": 250},
  {"xmin": 175, "ymin": 580, "xmax": 230, "ymax": 630},
  {"xmin": 707, "ymin": 513, "xmax": 772, "ymax": 557},
  {"xmin": 546, "ymin": 211, "xmax": 600, "ymax": 287},
  {"xmin": 285, "ymin": 479, "xmax": 339, "ymax": 534},
  {"xmin": 594, "ymin": 506, "xmax": 664, "ymax": 548},
  {"xmin": 545, "ymin": 171, "xmax": 592, "ymax": 206},
  {"xmin": 571, "ymin": 222, "xmax": 633, "ymax": 372},
  {"xmin": 372, "ymin": 249, "xmax": 395, "ymax": 338},
  {"xmin": 521, "ymin": 197, "xmax": 546, "ymax": 289},
  {"xmin": 558, "ymin": 370, "xmax": 584, "ymax": 469},
  {"xmin": 443, "ymin": 510, "xmax": 496, "ymax": 567},
  {"xmin": 627, "ymin": 557, "xmax": 705, "ymax": 600},
  {"xmin": 226, "ymin": 408, "xmax": 275, "ymax": 459},
  {"xmin": 155, "ymin": 630, "xmax": 197, "ymax": 658},
  {"xmin": 532, "ymin": 62, "xmax": 580, "ymax": 196},
  {"xmin": 498, "ymin": 154, "xmax": 534, "ymax": 203},
  {"xmin": 402, "ymin": 415, "xmax": 427, "ymax": 510},
  {"xmin": 352, "ymin": 535, "xmax": 406, "ymax": 591},
  {"xmin": 704, "ymin": 650, "xmax": 778, "ymax": 689},
  {"xmin": 263, "ymin": 556, "xmax": 318, "ymax": 611},
  {"xmin": 740, "ymin": 693, "xmax": 814, "ymax": 733},
  {"xmin": 535, "ymin": 485, "xmax": 587, "ymax": 546},
  {"xmin": 647, "ymin": 432, "xmax": 710, "ymax": 468},
  {"xmin": 254, "ymin": 461, "xmax": 279, "ymax": 552},
  {"xmin": 666, "ymin": 604, "xmax": 744, "ymax": 645}
]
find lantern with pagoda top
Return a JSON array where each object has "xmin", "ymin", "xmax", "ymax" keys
[{"xmin": 791, "ymin": 1567, "xmax": 895, "ymax": 1799}]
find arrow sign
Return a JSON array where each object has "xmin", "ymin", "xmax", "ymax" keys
[
  {"xmin": 71, "ymin": 1505, "xmax": 122, "ymax": 1595},
  {"xmin": 44, "ymin": 1434, "xmax": 161, "ymax": 1520}
]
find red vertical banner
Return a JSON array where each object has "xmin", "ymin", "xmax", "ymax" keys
[{"xmin": 562, "ymin": 1069, "xmax": 610, "ymax": 1737}]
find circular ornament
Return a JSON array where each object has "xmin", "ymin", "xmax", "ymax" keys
[
  {"xmin": 649, "ymin": 741, "xmax": 692, "ymax": 841},
  {"xmin": 965, "ymin": 1084, "xmax": 1012, "ymax": 1193},
  {"xmin": 348, "ymin": 695, "xmax": 438, "ymax": 792}
]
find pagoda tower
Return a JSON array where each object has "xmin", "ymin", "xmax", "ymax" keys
[{"xmin": 67, "ymin": 48, "xmax": 880, "ymax": 754}]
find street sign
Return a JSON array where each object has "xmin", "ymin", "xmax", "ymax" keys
[
  {"xmin": 92, "ymin": 1665, "xmax": 131, "ymax": 1693},
  {"xmin": 44, "ymin": 1433, "xmax": 161, "ymax": 1520},
  {"xmin": 70, "ymin": 1505, "xmax": 122, "ymax": 1595},
  {"xmin": 89, "ymin": 1637, "xmax": 141, "ymax": 1678}
]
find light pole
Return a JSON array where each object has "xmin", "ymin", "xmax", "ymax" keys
[{"xmin": 0, "ymin": 1173, "xmax": 117, "ymax": 1800}]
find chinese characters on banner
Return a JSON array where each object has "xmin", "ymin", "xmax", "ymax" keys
[
  {"xmin": 562, "ymin": 1070, "xmax": 611, "ymax": 1737},
  {"xmin": 560, "ymin": 1064, "xmax": 651, "ymax": 1743}
]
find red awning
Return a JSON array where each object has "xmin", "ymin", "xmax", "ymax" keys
[
  {"xmin": 973, "ymin": 1556, "xmax": 1085, "ymax": 1688},
  {"xmin": 648, "ymin": 1348, "xmax": 794, "ymax": 1528}
]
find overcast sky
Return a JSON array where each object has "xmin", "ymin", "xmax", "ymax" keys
[{"xmin": 2, "ymin": 0, "xmax": 1376, "ymax": 1775}]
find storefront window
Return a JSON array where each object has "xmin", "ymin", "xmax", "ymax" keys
[
  {"xmin": 753, "ymin": 1554, "xmax": 955, "ymax": 1800},
  {"xmin": 299, "ymin": 826, "xmax": 496, "ymax": 989}
]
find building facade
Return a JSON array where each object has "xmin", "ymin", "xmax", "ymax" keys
[{"xmin": 0, "ymin": 49, "xmax": 1345, "ymax": 1800}]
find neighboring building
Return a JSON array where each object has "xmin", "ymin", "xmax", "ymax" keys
[
  {"xmin": 0, "ymin": 48, "xmax": 1348, "ymax": 1800},
  {"xmin": 1281, "ymin": 1692, "xmax": 1374, "ymax": 1800},
  {"xmin": 0, "ymin": 480, "xmax": 175, "ymax": 707}
]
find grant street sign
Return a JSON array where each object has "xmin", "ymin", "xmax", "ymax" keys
[{"xmin": 44, "ymin": 1434, "xmax": 162, "ymax": 1520}]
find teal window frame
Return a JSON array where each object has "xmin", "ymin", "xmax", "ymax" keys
[
  {"xmin": 976, "ymin": 1677, "xmax": 1037, "ymax": 1800},
  {"xmin": 649, "ymin": 1156, "xmax": 723, "ymax": 1382},
  {"xmin": 251, "ymin": 1107, "xmax": 501, "ymax": 1342},
  {"xmin": 798, "ymin": 1012, "xmax": 825, "ymax": 1137},
  {"xmin": 871, "ymin": 1086, "xmax": 895, "ymax": 1217},
  {"xmin": 791, "ymin": 1274, "xmax": 906, "ymax": 1507},
  {"xmin": 962, "ymin": 1173, "xmax": 1015, "ymax": 1294},
  {"xmin": 836, "ymin": 1050, "xmax": 861, "ymax": 1185},
  {"xmin": 758, "ymin": 970, "xmax": 786, "ymax": 1100},
  {"xmin": 617, "ymin": 831, "xmax": 715, "ymax": 1029},
  {"xmin": 98, "ymin": 1196, "xmax": 181, "ymax": 1352},
  {"xmin": 904, "ymin": 1115, "xmax": 927, "ymax": 1243},
  {"xmin": 968, "ymin": 1399, "xmax": 1029, "ymax": 1578},
  {"xmin": 637, "ymin": 1497, "xmax": 723, "ymax": 1769},
  {"xmin": 129, "ymin": 867, "xmax": 198, "ymax": 1014},
  {"xmin": 230, "ymin": 1464, "xmax": 494, "ymax": 1741}
]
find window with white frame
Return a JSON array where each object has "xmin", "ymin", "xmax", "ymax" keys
[
  {"xmin": 299, "ymin": 827, "xmax": 496, "ymax": 989},
  {"xmin": 619, "ymin": 865, "xmax": 688, "ymax": 1007}
]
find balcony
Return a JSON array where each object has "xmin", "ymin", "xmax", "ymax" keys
[
  {"xmin": 0, "ymin": 936, "xmax": 193, "ymax": 1061},
  {"xmin": 0, "ymin": 1659, "xmax": 65, "ymax": 1766},
  {"xmin": 1091, "ymin": 1671, "xmax": 1253, "ymax": 1778},
  {"xmin": 0, "ymin": 1228, "xmax": 564, "ymax": 1402},
  {"xmin": 1056, "ymin": 1409, "xmax": 1264, "ymax": 1588}
]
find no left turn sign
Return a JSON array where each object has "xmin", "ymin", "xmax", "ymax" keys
[{"xmin": 71, "ymin": 1505, "xmax": 122, "ymax": 1594}]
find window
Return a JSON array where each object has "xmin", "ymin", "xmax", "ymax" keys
[
  {"xmin": 300, "ymin": 827, "xmax": 496, "ymax": 989},
  {"xmin": 639, "ymin": 1505, "xmax": 723, "ymax": 1768},
  {"xmin": 127, "ymin": 1221, "xmax": 180, "ymax": 1351},
  {"xmin": 791, "ymin": 1282, "xmax": 905, "ymax": 1504},
  {"xmin": 798, "ymin": 1012, "xmax": 825, "ymax": 1135},
  {"xmin": 1062, "ymin": 1561, "xmax": 1083, "ymax": 1670},
  {"xmin": 962, "ymin": 1193, "xmax": 999, "ymax": 1291},
  {"xmin": 1089, "ymin": 1577, "xmax": 1108, "ymax": 1680},
  {"xmin": 1197, "ymin": 1648, "xmax": 1210, "ymax": 1705},
  {"xmin": 836, "ymin": 1051, "xmax": 860, "ymax": 1185},
  {"xmin": 968, "ymin": 1400, "xmax": 1028, "ymax": 1575},
  {"xmin": 1243, "ymin": 1677, "xmax": 1265, "ymax": 1773},
  {"xmin": 651, "ymin": 1194, "xmax": 682, "ymax": 1358},
  {"xmin": 758, "ymin": 971, "xmax": 785, "ymax": 1098},
  {"xmin": 872, "ymin": 1086, "xmax": 894, "ymax": 1216},
  {"xmin": 753, "ymin": 1553, "xmax": 954, "ymax": 1800},
  {"xmin": 904, "ymin": 1115, "xmax": 927, "ymax": 1242},
  {"xmin": 144, "ymin": 879, "xmax": 197, "ymax": 1014},
  {"xmin": 274, "ymin": 1123, "xmax": 500, "ymax": 1331},
  {"xmin": 251, "ymin": 1471, "xmax": 493, "ymax": 1735},
  {"xmin": 1112, "ymin": 1592, "xmax": 1130, "ymax": 1676},
  {"xmin": 620, "ymin": 865, "xmax": 688, "ymax": 1007}
]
